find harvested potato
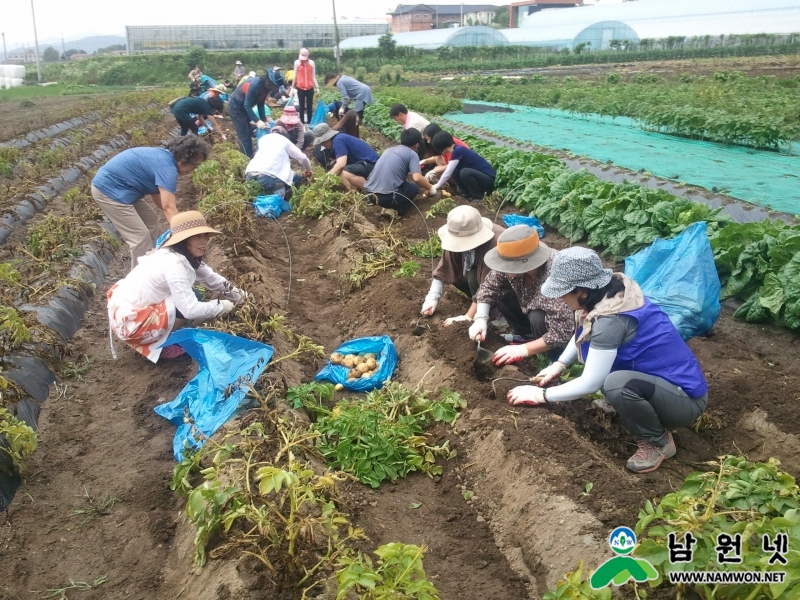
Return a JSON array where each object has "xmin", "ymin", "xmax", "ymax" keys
[
  {"xmin": 348, "ymin": 368, "xmax": 361, "ymax": 379},
  {"xmin": 353, "ymin": 355, "xmax": 365, "ymax": 366},
  {"xmin": 330, "ymin": 353, "xmax": 344, "ymax": 365},
  {"xmin": 343, "ymin": 357, "xmax": 355, "ymax": 368},
  {"xmin": 334, "ymin": 383, "xmax": 344, "ymax": 391},
  {"xmin": 360, "ymin": 371, "xmax": 372, "ymax": 379},
  {"xmin": 344, "ymin": 354, "xmax": 355, "ymax": 361},
  {"xmin": 357, "ymin": 362, "xmax": 371, "ymax": 374},
  {"xmin": 366, "ymin": 358, "xmax": 377, "ymax": 370},
  {"xmin": 364, "ymin": 353, "xmax": 377, "ymax": 361},
  {"xmin": 347, "ymin": 377, "xmax": 356, "ymax": 382}
]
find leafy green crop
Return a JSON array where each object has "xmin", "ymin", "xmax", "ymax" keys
[
  {"xmin": 393, "ymin": 261, "xmax": 421, "ymax": 278},
  {"xmin": 408, "ymin": 237, "xmax": 443, "ymax": 259},
  {"xmin": 293, "ymin": 381, "xmax": 465, "ymax": 488},
  {"xmin": 0, "ymin": 407, "xmax": 38, "ymax": 475}
]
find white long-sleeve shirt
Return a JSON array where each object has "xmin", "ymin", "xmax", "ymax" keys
[{"xmin": 245, "ymin": 133, "xmax": 311, "ymax": 186}]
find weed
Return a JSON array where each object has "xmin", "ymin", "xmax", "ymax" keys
[
  {"xmin": 579, "ymin": 482, "xmax": 594, "ymax": 497},
  {"xmin": 43, "ymin": 575, "xmax": 108, "ymax": 599},
  {"xmin": 60, "ymin": 356, "xmax": 94, "ymax": 380},
  {"xmin": 73, "ymin": 487, "xmax": 120, "ymax": 526},
  {"xmin": 424, "ymin": 197, "xmax": 456, "ymax": 219},
  {"xmin": 408, "ymin": 237, "xmax": 442, "ymax": 259},
  {"xmin": 393, "ymin": 260, "xmax": 420, "ymax": 278},
  {"xmin": 345, "ymin": 250, "xmax": 397, "ymax": 290}
]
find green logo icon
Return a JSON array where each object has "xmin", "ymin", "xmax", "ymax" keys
[{"xmin": 590, "ymin": 527, "xmax": 658, "ymax": 589}]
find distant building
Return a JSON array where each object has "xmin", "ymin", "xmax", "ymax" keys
[
  {"xmin": 388, "ymin": 4, "xmax": 500, "ymax": 32},
  {"xmin": 125, "ymin": 24, "xmax": 389, "ymax": 55},
  {"xmin": 5, "ymin": 50, "xmax": 38, "ymax": 64},
  {"xmin": 509, "ymin": 0, "xmax": 584, "ymax": 28},
  {"xmin": 69, "ymin": 53, "xmax": 93, "ymax": 60}
]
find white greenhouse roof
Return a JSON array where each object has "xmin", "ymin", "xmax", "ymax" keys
[
  {"xmin": 518, "ymin": 0, "xmax": 800, "ymax": 39},
  {"xmin": 338, "ymin": 25, "xmax": 508, "ymax": 50}
]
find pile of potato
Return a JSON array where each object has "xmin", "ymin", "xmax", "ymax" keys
[{"xmin": 330, "ymin": 352, "xmax": 380, "ymax": 382}]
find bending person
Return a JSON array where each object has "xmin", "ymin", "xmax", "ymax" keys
[
  {"xmin": 170, "ymin": 95, "xmax": 226, "ymax": 138},
  {"xmin": 363, "ymin": 128, "xmax": 436, "ymax": 218},
  {"xmin": 420, "ymin": 124, "xmax": 470, "ymax": 182},
  {"xmin": 506, "ymin": 247, "xmax": 708, "ymax": 474},
  {"xmin": 470, "ymin": 225, "xmax": 574, "ymax": 365},
  {"xmin": 311, "ymin": 123, "xmax": 378, "ymax": 191},
  {"xmin": 228, "ymin": 72, "xmax": 279, "ymax": 158},
  {"xmin": 92, "ymin": 136, "xmax": 212, "ymax": 270},
  {"xmin": 245, "ymin": 126, "xmax": 312, "ymax": 201},
  {"xmin": 431, "ymin": 131, "xmax": 495, "ymax": 201},
  {"xmin": 107, "ymin": 211, "xmax": 247, "ymax": 363},
  {"xmin": 324, "ymin": 73, "xmax": 373, "ymax": 121},
  {"xmin": 421, "ymin": 205, "xmax": 504, "ymax": 319}
]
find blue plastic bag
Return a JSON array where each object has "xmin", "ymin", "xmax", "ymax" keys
[
  {"xmin": 502, "ymin": 213, "xmax": 546, "ymax": 238},
  {"xmin": 253, "ymin": 194, "xmax": 291, "ymax": 219},
  {"xmin": 315, "ymin": 336, "xmax": 398, "ymax": 392},
  {"xmin": 309, "ymin": 102, "xmax": 328, "ymax": 128},
  {"xmin": 154, "ymin": 329, "xmax": 273, "ymax": 460},
  {"xmin": 625, "ymin": 222, "xmax": 721, "ymax": 340},
  {"xmin": 155, "ymin": 229, "xmax": 171, "ymax": 249}
]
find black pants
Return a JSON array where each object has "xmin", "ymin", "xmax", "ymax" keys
[
  {"xmin": 371, "ymin": 180, "xmax": 419, "ymax": 216},
  {"xmin": 454, "ymin": 168, "xmax": 495, "ymax": 200},
  {"xmin": 297, "ymin": 88, "xmax": 314, "ymax": 124},
  {"xmin": 228, "ymin": 99, "xmax": 255, "ymax": 158},
  {"xmin": 343, "ymin": 160, "xmax": 375, "ymax": 179},
  {"xmin": 452, "ymin": 268, "xmax": 480, "ymax": 299},
  {"xmin": 313, "ymin": 146, "xmax": 334, "ymax": 170},
  {"xmin": 496, "ymin": 292, "xmax": 564, "ymax": 359},
  {"xmin": 175, "ymin": 116, "xmax": 199, "ymax": 136}
]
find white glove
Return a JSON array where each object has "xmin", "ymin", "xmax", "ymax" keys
[
  {"xmin": 425, "ymin": 171, "xmax": 438, "ymax": 183},
  {"xmin": 219, "ymin": 299, "xmax": 235, "ymax": 315},
  {"xmin": 535, "ymin": 361, "xmax": 567, "ymax": 386},
  {"xmin": 419, "ymin": 160, "xmax": 427, "ymax": 169},
  {"xmin": 493, "ymin": 344, "xmax": 530, "ymax": 366},
  {"xmin": 507, "ymin": 386, "xmax": 547, "ymax": 407},
  {"xmin": 426, "ymin": 188, "xmax": 439, "ymax": 198},
  {"xmin": 468, "ymin": 318, "xmax": 488, "ymax": 342},
  {"xmin": 232, "ymin": 288, "xmax": 249, "ymax": 306},
  {"xmin": 256, "ymin": 120, "xmax": 268, "ymax": 129},
  {"xmin": 421, "ymin": 279, "xmax": 443, "ymax": 316},
  {"xmin": 443, "ymin": 315, "xmax": 472, "ymax": 327},
  {"xmin": 338, "ymin": 107, "xmax": 345, "ymax": 116}
]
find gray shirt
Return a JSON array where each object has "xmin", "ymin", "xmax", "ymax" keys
[
  {"xmin": 589, "ymin": 314, "xmax": 638, "ymax": 350},
  {"xmin": 336, "ymin": 75, "xmax": 373, "ymax": 111},
  {"xmin": 364, "ymin": 145, "xmax": 420, "ymax": 195}
]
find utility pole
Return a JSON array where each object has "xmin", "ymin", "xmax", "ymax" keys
[
  {"xmin": 460, "ymin": 3, "xmax": 463, "ymax": 27},
  {"xmin": 30, "ymin": 0, "xmax": 42, "ymax": 83},
  {"xmin": 61, "ymin": 32, "xmax": 66, "ymax": 59},
  {"xmin": 332, "ymin": 0, "xmax": 341, "ymax": 72},
  {"xmin": 2, "ymin": 33, "xmax": 6, "ymax": 64}
]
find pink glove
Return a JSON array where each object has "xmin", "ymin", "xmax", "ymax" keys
[
  {"xmin": 493, "ymin": 344, "xmax": 530, "ymax": 366},
  {"xmin": 507, "ymin": 385, "xmax": 546, "ymax": 407}
]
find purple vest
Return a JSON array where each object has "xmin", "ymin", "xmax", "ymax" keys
[{"xmin": 580, "ymin": 299, "xmax": 708, "ymax": 398}]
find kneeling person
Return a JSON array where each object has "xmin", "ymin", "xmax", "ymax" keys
[
  {"xmin": 312, "ymin": 123, "xmax": 378, "ymax": 191},
  {"xmin": 364, "ymin": 129, "xmax": 435, "ymax": 217},
  {"xmin": 245, "ymin": 126, "xmax": 312, "ymax": 201}
]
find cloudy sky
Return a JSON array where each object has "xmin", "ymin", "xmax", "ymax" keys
[{"xmin": 2, "ymin": 0, "xmax": 625, "ymax": 50}]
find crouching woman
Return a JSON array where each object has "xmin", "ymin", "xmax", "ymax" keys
[
  {"xmin": 507, "ymin": 247, "xmax": 708, "ymax": 474},
  {"xmin": 107, "ymin": 211, "xmax": 247, "ymax": 362}
]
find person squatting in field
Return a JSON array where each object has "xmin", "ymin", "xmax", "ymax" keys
[
  {"xmin": 506, "ymin": 247, "xmax": 709, "ymax": 474},
  {"xmin": 245, "ymin": 126, "xmax": 312, "ymax": 201},
  {"xmin": 311, "ymin": 123, "xmax": 379, "ymax": 191},
  {"xmin": 91, "ymin": 136, "xmax": 212, "ymax": 270},
  {"xmin": 107, "ymin": 211, "xmax": 248, "ymax": 363}
]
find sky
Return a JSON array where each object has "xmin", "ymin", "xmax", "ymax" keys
[{"xmin": 1, "ymin": 0, "xmax": 625, "ymax": 51}]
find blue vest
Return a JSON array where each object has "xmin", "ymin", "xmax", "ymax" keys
[{"xmin": 579, "ymin": 299, "xmax": 707, "ymax": 398}]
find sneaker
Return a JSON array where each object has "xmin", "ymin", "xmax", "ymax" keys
[
  {"xmin": 380, "ymin": 208, "xmax": 398, "ymax": 220},
  {"xmin": 626, "ymin": 433, "xmax": 676, "ymax": 474},
  {"xmin": 592, "ymin": 397, "xmax": 616, "ymax": 414},
  {"xmin": 501, "ymin": 333, "xmax": 535, "ymax": 344},
  {"xmin": 160, "ymin": 344, "xmax": 186, "ymax": 360}
]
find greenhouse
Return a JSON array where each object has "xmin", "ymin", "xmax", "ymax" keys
[
  {"xmin": 337, "ymin": 25, "xmax": 509, "ymax": 50},
  {"xmin": 505, "ymin": 0, "xmax": 800, "ymax": 50}
]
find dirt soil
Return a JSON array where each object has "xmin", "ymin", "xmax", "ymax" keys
[
  {"xmin": 0, "ymin": 95, "xmax": 112, "ymax": 144},
  {"xmin": 2, "ymin": 119, "xmax": 800, "ymax": 600}
]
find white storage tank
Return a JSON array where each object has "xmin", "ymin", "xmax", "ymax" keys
[
  {"xmin": 9, "ymin": 78, "xmax": 24, "ymax": 88},
  {"xmin": 0, "ymin": 77, "xmax": 5, "ymax": 89},
  {"xmin": 10, "ymin": 65, "xmax": 26, "ymax": 79}
]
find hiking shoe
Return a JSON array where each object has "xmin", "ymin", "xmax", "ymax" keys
[
  {"xmin": 380, "ymin": 208, "xmax": 398, "ymax": 220},
  {"xmin": 501, "ymin": 333, "xmax": 535, "ymax": 344},
  {"xmin": 626, "ymin": 433, "xmax": 676, "ymax": 474},
  {"xmin": 160, "ymin": 344, "xmax": 186, "ymax": 360},
  {"xmin": 592, "ymin": 397, "xmax": 616, "ymax": 414}
]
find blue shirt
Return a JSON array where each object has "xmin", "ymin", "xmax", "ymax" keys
[
  {"xmin": 451, "ymin": 145, "xmax": 495, "ymax": 179},
  {"xmin": 331, "ymin": 133, "xmax": 379, "ymax": 165},
  {"xmin": 92, "ymin": 148, "xmax": 179, "ymax": 204}
]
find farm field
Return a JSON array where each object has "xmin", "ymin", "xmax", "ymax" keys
[{"xmin": 2, "ymin": 59, "xmax": 800, "ymax": 599}]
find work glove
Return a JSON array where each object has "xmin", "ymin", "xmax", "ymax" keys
[
  {"xmin": 338, "ymin": 107, "xmax": 345, "ymax": 117},
  {"xmin": 419, "ymin": 160, "xmax": 427, "ymax": 169},
  {"xmin": 426, "ymin": 189, "xmax": 439, "ymax": 198},
  {"xmin": 232, "ymin": 289, "xmax": 249, "ymax": 306},
  {"xmin": 219, "ymin": 299, "xmax": 235, "ymax": 315},
  {"xmin": 493, "ymin": 344, "xmax": 530, "ymax": 366},
  {"xmin": 534, "ymin": 361, "xmax": 567, "ymax": 386},
  {"xmin": 421, "ymin": 279, "xmax": 443, "ymax": 316},
  {"xmin": 468, "ymin": 318, "xmax": 488, "ymax": 342},
  {"xmin": 425, "ymin": 171, "xmax": 438, "ymax": 183},
  {"xmin": 256, "ymin": 120, "xmax": 269, "ymax": 129},
  {"xmin": 507, "ymin": 385, "xmax": 546, "ymax": 407},
  {"xmin": 443, "ymin": 315, "xmax": 472, "ymax": 327}
]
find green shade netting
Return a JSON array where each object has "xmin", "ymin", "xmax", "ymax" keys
[{"xmin": 446, "ymin": 101, "xmax": 800, "ymax": 215}]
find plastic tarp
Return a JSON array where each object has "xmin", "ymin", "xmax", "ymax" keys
[
  {"xmin": 253, "ymin": 195, "xmax": 291, "ymax": 219},
  {"xmin": 625, "ymin": 222, "xmax": 721, "ymax": 340},
  {"xmin": 447, "ymin": 102, "xmax": 800, "ymax": 214},
  {"xmin": 154, "ymin": 328, "xmax": 273, "ymax": 460},
  {"xmin": 310, "ymin": 102, "xmax": 328, "ymax": 128},
  {"xmin": 502, "ymin": 213, "xmax": 545, "ymax": 238},
  {"xmin": 315, "ymin": 336, "xmax": 398, "ymax": 392}
]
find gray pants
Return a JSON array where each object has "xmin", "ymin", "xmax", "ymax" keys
[
  {"xmin": 92, "ymin": 185, "xmax": 160, "ymax": 271},
  {"xmin": 603, "ymin": 371, "xmax": 708, "ymax": 447}
]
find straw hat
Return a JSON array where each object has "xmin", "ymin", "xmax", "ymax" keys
[
  {"xmin": 162, "ymin": 211, "xmax": 220, "ymax": 247},
  {"xmin": 235, "ymin": 60, "xmax": 242, "ymax": 65},
  {"xmin": 437, "ymin": 206, "xmax": 494, "ymax": 253},
  {"xmin": 312, "ymin": 123, "xmax": 338, "ymax": 145},
  {"xmin": 483, "ymin": 225, "xmax": 551, "ymax": 274},
  {"xmin": 280, "ymin": 105, "xmax": 301, "ymax": 125},
  {"xmin": 540, "ymin": 246, "xmax": 613, "ymax": 298}
]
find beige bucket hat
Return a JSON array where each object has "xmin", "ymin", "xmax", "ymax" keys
[
  {"xmin": 437, "ymin": 205, "xmax": 494, "ymax": 253},
  {"xmin": 162, "ymin": 211, "xmax": 220, "ymax": 247}
]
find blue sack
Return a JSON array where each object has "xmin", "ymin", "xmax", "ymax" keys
[
  {"xmin": 155, "ymin": 229, "xmax": 171, "ymax": 249},
  {"xmin": 253, "ymin": 194, "xmax": 291, "ymax": 219},
  {"xmin": 315, "ymin": 336, "xmax": 398, "ymax": 393},
  {"xmin": 154, "ymin": 329, "xmax": 273, "ymax": 460},
  {"xmin": 502, "ymin": 213, "xmax": 546, "ymax": 238},
  {"xmin": 625, "ymin": 222, "xmax": 721, "ymax": 340},
  {"xmin": 309, "ymin": 102, "xmax": 328, "ymax": 128}
]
